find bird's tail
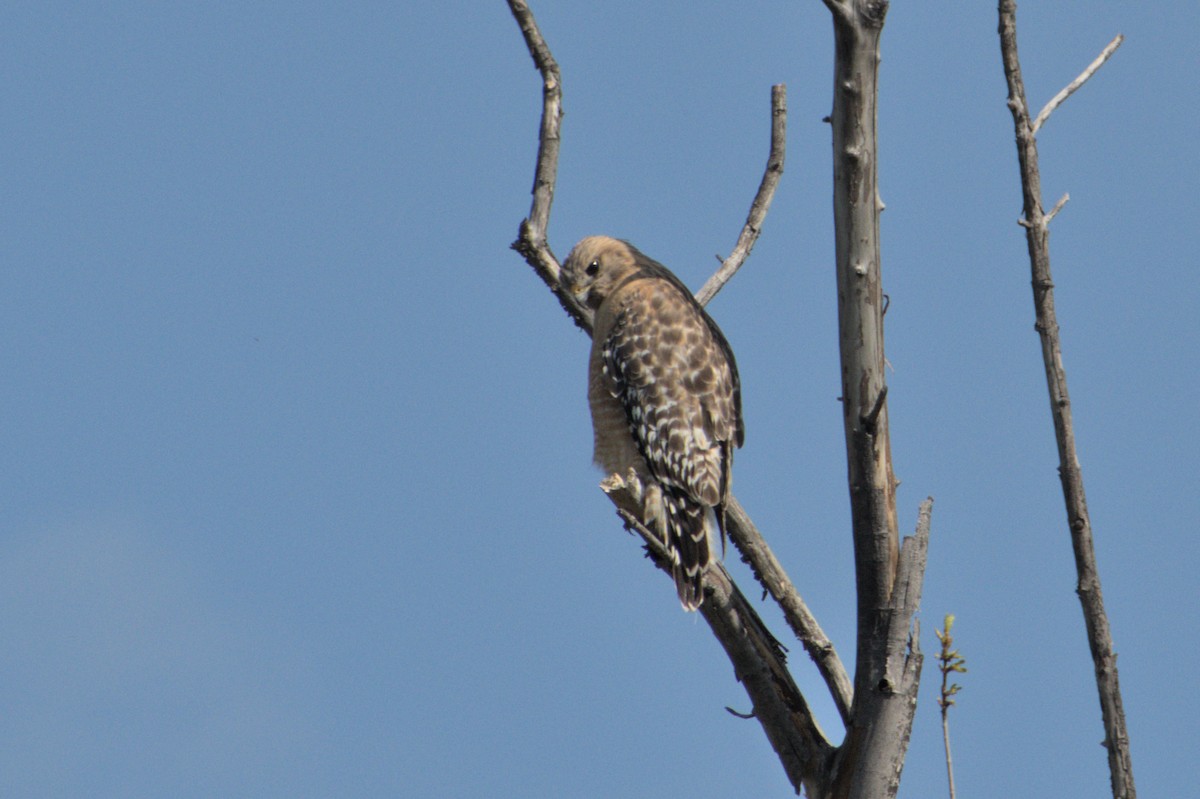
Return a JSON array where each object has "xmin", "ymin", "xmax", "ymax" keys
[{"xmin": 662, "ymin": 488, "xmax": 712, "ymax": 611}]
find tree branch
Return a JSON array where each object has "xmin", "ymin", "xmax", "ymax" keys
[
  {"xmin": 1031, "ymin": 34, "xmax": 1124, "ymax": 135},
  {"xmin": 506, "ymin": 0, "xmax": 591, "ymax": 333},
  {"xmin": 1044, "ymin": 192, "xmax": 1070, "ymax": 225},
  {"xmin": 607, "ymin": 485, "xmax": 833, "ymax": 798},
  {"xmin": 997, "ymin": 4, "xmax": 1136, "ymax": 798},
  {"xmin": 689, "ymin": 76, "xmax": 856, "ymax": 750},
  {"xmin": 725, "ymin": 496, "xmax": 854, "ymax": 727},
  {"xmin": 696, "ymin": 84, "xmax": 788, "ymax": 307}
]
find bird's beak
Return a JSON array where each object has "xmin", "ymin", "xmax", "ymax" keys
[{"xmin": 563, "ymin": 276, "xmax": 586, "ymax": 300}]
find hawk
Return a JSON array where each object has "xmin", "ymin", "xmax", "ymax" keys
[{"xmin": 562, "ymin": 236, "xmax": 744, "ymax": 610}]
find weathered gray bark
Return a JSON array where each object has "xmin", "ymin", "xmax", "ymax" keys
[
  {"xmin": 997, "ymin": 4, "xmax": 1136, "ymax": 797},
  {"xmin": 816, "ymin": 2, "xmax": 928, "ymax": 797}
]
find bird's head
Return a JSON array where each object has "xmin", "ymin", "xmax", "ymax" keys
[{"xmin": 561, "ymin": 235, "xmax": 640, "ymax": 311}]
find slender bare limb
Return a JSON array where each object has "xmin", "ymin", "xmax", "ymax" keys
[
  {"xmin": 627, "ymin": 111, "xmax": 860, "ymax": 725},
  {"xmin": 726, "ymin": 496, "xmax": 854, "ymax": 727},
  {"xmin": 696, "ymin": 84, "xmax": 788, "ymax": 307},
  {"xmin": 998, "ymin": 4, "xmax": 1136, "ymax": 798},
  {"xmin": 1031, "ymin": 34, "xmax": 1125, "ymax": 135},
  {"xmin": 506, "ymin": 0, "xmax": 590, "ymax": 332},
  {"xmin": 941, "ymin": 705, "xmax": 956, "ymax": 799}
]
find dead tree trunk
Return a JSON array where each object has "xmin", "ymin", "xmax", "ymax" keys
[{"xmin": 817, "ymin": 2, "xmax": 928, "ymax": 797}]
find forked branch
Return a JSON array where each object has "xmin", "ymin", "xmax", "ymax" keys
[
  {"xmin": 609, "ymin": 496, "xmax": 832, "ymax": 798},
  {"xmin": 690, "ymin": 78, "xmax": 855, "ymax": 728},
  {"xmin": 506, "ymin": 2, "xmax": 843, "ymax": 793},
  {"xmin": 997, "ymin": 3, "xmax": 1136, "ymax": 797}
]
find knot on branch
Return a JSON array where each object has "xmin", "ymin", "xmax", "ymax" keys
[
  {"xmin": 863, "ymin": 0, "xmax": 889, "ymax": 25},
  {"xmin": 860, "ymin": 386, "xmax": 888, "ymax": 434}
]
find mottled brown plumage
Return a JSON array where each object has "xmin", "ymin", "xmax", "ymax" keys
[{"xmin": 562, "ymin": 236, "xmax": 743, "ymax": 610}]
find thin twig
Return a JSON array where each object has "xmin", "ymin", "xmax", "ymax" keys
[
  {"xmin": 998, "ymin": 4, "xmax": 1136, "ymax": 797},
  {"xmin": 696, "ymin": 84, "xmax": 788, "ymax": 307},
  {"xmin": 615, "ymin": 508, "xmax": 667, "ymax": 558},
  {"xmin": 934, "ymin": 615, "xmax": 966, "ymax": 799},
  {"xmin": 1045, "ymin": 193, "xmax": 1070, "ymax": 225},
  {"xmin": 861, "ymin": 385, "xmax": 889, "ymax": 432},
  {"xmin": 819, "ymin": 0, "xmax": 852, "ymax": 22},
  {"xmin": 942, "ymin": 709, "xmax": 956, "ymax": 799},
  {"xmin": 1031, "ymin": 34, "xmax": 1124, "ymax": 135}
]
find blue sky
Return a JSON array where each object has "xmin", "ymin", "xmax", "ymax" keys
[{"xmin": 2, "ymin": 2, "xmax": 1197, "ymax": 797}]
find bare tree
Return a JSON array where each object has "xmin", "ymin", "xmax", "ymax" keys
[
  {"xmin": 505, "ymin": 2, "xmax": 931, "ymax": 797},
  {"xmin": 998, "ymin": 4, "xmax": 1136, "ymax": 798},
  {"xmin": 505, "ymin": 2, "xmax": 1137, "ymax": 796}
]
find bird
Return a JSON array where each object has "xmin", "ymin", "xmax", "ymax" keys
[{"xmin": 561, "ymin": 236, "xmax": 744, "ymax": 610}]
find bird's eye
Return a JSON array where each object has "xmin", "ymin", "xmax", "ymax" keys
[{"xmin": 585, "ymin": 260, "xmax": 600, "ymax": 277}]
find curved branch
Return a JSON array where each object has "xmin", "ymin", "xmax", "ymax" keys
[
  {"xmin": 694, "ymin": 78, "xmax": 854, "ymax": 753},
  {"xmin": 696, "ymin": 84, "xmax": 788, "ymax": 307},
  {"xmin": 506, "ymin": 0, "xmax": 590, "ymax": 332}
]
